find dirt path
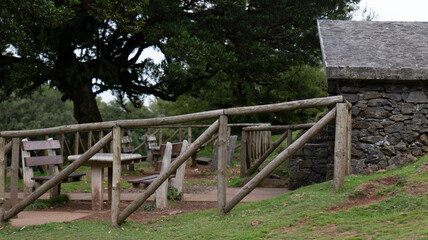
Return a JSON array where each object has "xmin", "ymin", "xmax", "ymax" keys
[{"xmin": 8, "ymin": 187, "xmax": 289, "ymax": 227}]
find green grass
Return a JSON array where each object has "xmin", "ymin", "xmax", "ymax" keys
[{"xmin": 2, "ymin": 155, "xmax": 428, "ymax": 239}]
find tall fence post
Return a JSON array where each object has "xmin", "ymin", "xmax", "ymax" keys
[
  {"xmin": 187, "ymin": 127, "xmax": 192, "ymax": 143},
  {"xmin": 217, "ymin": 115, "xmax": 228, "ymax": 215},
  {"xmin": 0, "ymin": 137, "xmax": 5, "ymax": 225},
  {"xmin": 240, "ymin": 130, "xmax": 248, "ymax": 177},
  {"xmin": 111, "ymin": 126, "xmax": 122, "ymax": 227},
  {"xmin": 10, "ymin": 138, "xmax": 20, "ymax": 207},
  {"xmin": 74, "ymin": 132, "xmax": 79, "ymax": 154},
  {"xmin": 333, "ymin": 103, "xmax": 349, "ymax": 192}
]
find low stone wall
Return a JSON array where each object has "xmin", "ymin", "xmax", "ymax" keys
[
  {"xmin": 330, "ymin": 79, "xmax": 427, "ymax": 173},
  {"xmin": 289, "ymin": 126, "xmax": 335, "ymax": 190}
]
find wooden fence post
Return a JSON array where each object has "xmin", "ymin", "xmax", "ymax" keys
[
  {"xmin": 217, "ymin": 115, "xmax": 228, "ymax": 215},
  {"xmin": 74, "ymin": 132, "xmax": 79, "ymax": 154},
  {"xmin": 333, "ymin": 103, "xmax": 349, "ymax": 192},
  {"xmin": 111, "ymin": 126, "xmax": 122, "ymax": 227},
  {"xmin": 227, "ymin": 136, "xmax": 238, "ymax": 165},
  {"xmin": 172, "ymin": 140, "xmax": 189, "ymax": 194},
  {"xmin": 0, "ymin": 137, "xmax": 5, "ymax": 225},
  {"xmin": 187, "ymin": 127, "xmax": 192, "ymax": 143},
  {"xmin": 10, "ymin": 138, "xmax": 20, "ymax": 207},
  {"xmin": 240, "ymin": 131, "xmax": 248, "ymax": 177},
  {"xmin": 347, "ymin": 108, "xmax": 352, "ymax": 175},
  {"xmin": 159, "ymin": 128, "xmax": 163, "ymax": 146},
  {"xmin": 156, "ymin": 142, "xmax": 172, "ymax": 209}
]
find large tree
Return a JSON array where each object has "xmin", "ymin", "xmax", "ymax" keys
[{"xmin": 1, "ymin": 0, "xmax": 359, "ymax": 124}]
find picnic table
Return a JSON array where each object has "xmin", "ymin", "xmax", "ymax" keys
[{"xmin": 67, "ymin": 153, "xmax": 143, "ymax": 210}]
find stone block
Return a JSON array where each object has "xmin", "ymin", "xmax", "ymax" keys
[
  {"xmin": 367, "ymin": 99, "xmax": 392, "ymax": 107},
  {"xmin": 385, "ymin": 85, "xmax": 408, "ymax": 93},
  {"xmin": 342, "ymin": 93, "xmax": 359, "ymax": 103},
  {"xmin": 360, "ymin": 107, "xmax": 389, "ymax": 119},
  {"xmin": 364, "ymin": 91, "xmax": 382, "ymax": 100},
  {"xmin": 389, "ymin": 114, "xmax": 411, "ymax": 121},
  {"xmin": 353, "ymin": 120, "xmax": 370, "ymax": 129},
  {"xmin": 406, "ymin": 91, "xmax": 428, "ymax": 103},
  {"xmin": 384, "ymin": 93, "xmax": 402, "ymax": 101},
  {"xmin": 399, "ymin": 103, "xmax": 414, "ymax": 114},
  {"xmin": 384, "ymin": 122, "xmax": 405, "ymax": 133},
  {"xmin": 360, "ymin": 136, "xmax": 383, "ymax": 143}
]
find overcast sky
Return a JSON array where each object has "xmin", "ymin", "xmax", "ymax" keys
[
  {"xmin": 100, "ymin": 0, "xmax": 428, "ymax": 103},
  {"xmin": 358, "ymin": 0, "xmax": 428, "ymax": 21}
]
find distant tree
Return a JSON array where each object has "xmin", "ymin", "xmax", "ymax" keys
[
  {"xmin": 1, "ymin": 0, "xmax": 360, "ymax": 124},
  {"xmin": 151, "ymin": 65, "xmax": 327, "ymax": 124},
  {"xmin": 98, "ymin": 99, "xmax": 155, "ymax": 122},
  {"xmin": 0, "ymin": 85, "xmax": 76, "ymax": 130}
]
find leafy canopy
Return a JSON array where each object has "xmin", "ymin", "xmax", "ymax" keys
[{"xmin": 1, "ymin": 0, "xmax": 360, "ymax": 124}]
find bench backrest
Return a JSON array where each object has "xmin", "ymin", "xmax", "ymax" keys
[
  {"xmin": 22, "ymin": 139, "xmax": 63, "ymax": 167},
  {"xmin": 159, "ymin": 142, "xmax": 183, "ymax": 157},
  {"xmin": 21, "ymin": 138, "xmax": 63, "ymax": 196}
]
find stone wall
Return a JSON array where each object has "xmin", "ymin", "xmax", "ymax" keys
[
  {"xmin": 330, "ymin": 79, "xmax": 425, "ymax": 173},
  {"xmin": 289, "ymin": 126, "xmax": 335, "ymax": 190}
]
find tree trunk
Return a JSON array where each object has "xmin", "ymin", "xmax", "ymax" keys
[{"xmin": 70, "ymin": 80, "xmax": 103, "ymax": 124}]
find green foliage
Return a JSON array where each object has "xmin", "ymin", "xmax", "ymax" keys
[
  {"xmin": 167, "ymin": 187, "xmax": 182, "ymax": 201},
  {"xmin": 0, "ymin": 85, "xmax": 76, "ymax": 130},
  {"xmin": 25, "ymin": 194, "xmax": 71, "ymax": 210},
  {"xmin": 2, "ymin": 0, "xmax": 360, "ymax": 124}
]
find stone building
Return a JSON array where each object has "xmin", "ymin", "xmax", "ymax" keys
[{"xmin": 289, "ymin": 20, "xmax": 428, "ymax": 189}]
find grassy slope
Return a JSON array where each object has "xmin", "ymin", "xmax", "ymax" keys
[{"xmin": 2, "ymin": 158, "xmax": 428, "ymax": 239}]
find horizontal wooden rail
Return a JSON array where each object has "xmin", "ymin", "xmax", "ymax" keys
[
  {"xmin": 0, "ymin": 96, "xmax": 345, "ymax": 138},
  {"xmin": 243, "ymin": 123, "xmax": 315, "ymax": 131}
]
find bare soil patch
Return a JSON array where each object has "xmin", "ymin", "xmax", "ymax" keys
[{"xmin": 327, "ymin": 175, "xmax": 399, "ymax": 212}]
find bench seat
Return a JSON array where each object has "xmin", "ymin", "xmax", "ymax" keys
[
  {"xmin": 31, "ymin": 172, "xmax": 86, "ymax": 185},
  {"xmin": 128, "ymin": 174, "xmax": 175, "ymax": 189}
]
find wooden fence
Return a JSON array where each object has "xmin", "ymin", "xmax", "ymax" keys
[{"xmin": 0, "ymin": 96, "xmax": 351, "ymax": 227}]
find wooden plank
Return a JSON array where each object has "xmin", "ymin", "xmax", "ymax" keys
[
  {"xmin": 74, "ymin": 132, "xmax": 79, "ymax": 154},
  {"xmin": 111, "ymin": 126, "xmax": 122, "ymax": 227},
  {"xmin": 227, "ymin": 136, "xmax": 238, "ymax": 165},
  {"xmin": 333, "ymin": 103, "xmax": 348, "ymax": 192},
  {"xmin": 24, "ymin": 156, "xmax": 63, "ymax": 167},
  {"xmin": 243, "ymin": 123, "xmax": 315, "ymax": 131},
  {"xmin": 117, "ymin": 120, "xmax": 219, "ymax": 225},
  {"xmin": 21, "ymin": 139, "xmax": 34, "ymax": 198},
  {"xmin": 171, "ymin": 140, "xmax": 189, "ymax": 194},
  {"xmin": 347, "ymin": 108, "xmax": 352, "ymax": 175},
  {"xmin": 159, "ymin": 128, "xmax": 163, "ymax": 146},
  {"xmin": 217, "ymin": 115, "xmax": 228, "ymax": 216},
  {"xmin": 224, "ymin": 108, "xmax": 336, "ymax": 213},
  {"xmin": 0, "ymin": 137, "xmax": 5, "ymax": 225},
  {"xmin": 5, "ymin": 132, "xmax": 113, "ymax": 221},
  {"xmin": 21, "ymin": 140, "xmax": 61, "ymax": 151},
  {"xmin": 98, "ymin": 131, "xmax": 104, "ymax": 153},
  {"xmin": 10, "ymin": 138, "xmax": 20, "ymax": 207},
  {"xmin": 156, "ymin": 142, "xmax": 171, "ymax": 209},
  {"xmin": 239, "ymin": 131, "xmax": 248, "ymax": 178},
  {"xmin": 187, "ymin": 127, "xmax": 192, "ymax": 143},
  {"xmin": 286, "ymin": 129, "xmax": 293, "ymax": 169},
  {"xmin": 245, "ymin": 131, "xmax": 288, "ymax": 176},
  {"xmin": 47, "ymin": 144, "xmax": 60, "ymax": 198}
]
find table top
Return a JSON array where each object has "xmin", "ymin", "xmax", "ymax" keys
[{"xmin": 67, "ymin": 153, "xmax": 143, "ymax": 167}]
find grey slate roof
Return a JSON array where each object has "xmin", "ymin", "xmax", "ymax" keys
[{"xmin": 318, "ymin": 20, "xmax": 428, "ymax": 80}]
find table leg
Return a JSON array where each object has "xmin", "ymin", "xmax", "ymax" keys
[
  {"xmin": 108, "ymin": 167, "xmax": 112, "ymax": 203},
  {"xmin": 91, "ymin": 166, "xmax": 104, "ymax": 210}
]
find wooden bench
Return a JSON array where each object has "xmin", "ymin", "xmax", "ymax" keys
[
  {"xmin": 128, "ymin": 142, "xmax": 183, "ymax": 189},
  {"xmin": 127, "ymin": 174, "xmax": 175, "ymax": 189},
  {"xmin": 154, "ymin": 142, "xmax": 183, "ymax": 171},
  {"xmin": 22, "ymin": 138, "xmax": 85, "ymax": 198}
]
